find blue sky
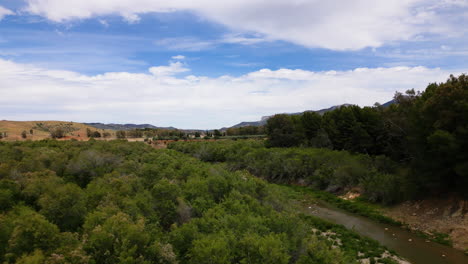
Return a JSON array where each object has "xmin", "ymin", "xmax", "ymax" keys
[{"xmin": 0, "ymin": 0, "xmax": 467, "ymax": 128}]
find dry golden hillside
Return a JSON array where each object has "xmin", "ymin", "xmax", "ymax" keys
[{"xmin": 0, "ymin": 120, "xmax": 114, "ymax": 141}]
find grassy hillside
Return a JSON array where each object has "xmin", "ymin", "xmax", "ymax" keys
[{"xmin": 0, "ymin": 121, "xmax": 113, "ymax": 141}]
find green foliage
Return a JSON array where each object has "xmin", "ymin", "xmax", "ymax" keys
[
  {"xmin": 169, "ymin": 140, "xmax": 407, "ymax": 204},
  {"xmin": 1, "ymin": 206, "xmax": 60, "ymax": 262},
  {"xmin": 116, "ymin": 130, "xmax": 127, "ymax": 139},
  {"xmin": 0, "ymin": 139, "xmax": 384, "ymax": 263},
  {"xmin": 261, "ymin": 74, "xmax": 468, "ymax": 197},
  {"xmin": 50, "ymin": 128, "xmax": 65, "ymax": 139},
  {"xmin": 225, "ymin": 125, "xmax": 265, "ymax": 136},
  {"xmin": 266, "ymin": 114, "xmax": 304, "ymax": 147},
  {"xmin": 38, "ymin": 183, "xmax": 87, "ymax": 231}
]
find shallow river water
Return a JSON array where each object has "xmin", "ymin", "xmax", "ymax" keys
[{"xmin": 307, "ymin": 201, "xmax": 468, "ymax": 264}]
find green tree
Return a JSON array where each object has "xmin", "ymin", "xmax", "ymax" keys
[
  {"xmin": 116, "ymin": 130, "xmax": 127, "ymax": 139},
  {"xmin": 84, "ymin": 212, "xmax": 151, "ymax": 264},
  {"xmin": 38, "ymin": 183, "xmax": 87, "ymax": 231},
  {"xmin": 301, "ymin": 111, "xmax": 322, "ymax": 142},
  {"xmin": 188, "ymin": 234, "xmax": 232, "ymax": 264},
  {"xmin": 50, "ymin": 128, "xmax": 65, "ymax": 139},
  {"xmin": 2, "ymin": 207, "xmax": 60, "ymax": 262},
  {"xmin": 266, "ymin": 114, "xmax": 303, "ymax": 147}
]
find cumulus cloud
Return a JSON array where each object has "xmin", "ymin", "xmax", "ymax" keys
[
  {"xmin": 22, "ymin": 0, "xmax": 468, "ymax": 50},
  {"xmin": 148, "ymin": 62, "xmax": 189, "ymax": 76},
  {"xmin": 0, "ymin": 58, "xmax": 462, "ymax": 128},
  {"xmin": 0, "ymin": 5, "xmax": 14, "ymax": 20}
]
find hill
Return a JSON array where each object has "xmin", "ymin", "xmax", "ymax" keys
[
  {"xmin": 0, "ymin": 120, "xmax": 111, "ymax": 141},
  {"xmin": 84, "ymin": 123, "xmax": 177, "ymax": 131}
]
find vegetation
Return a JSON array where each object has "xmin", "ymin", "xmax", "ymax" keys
[
  {"xmin": 50, "ymin": 128, "xmax": 65, "ymax": 139},
  {"xmin": 261, "ymin": 74, "xmax": 468, "ymax": 198},
  {"xmin": 0, "ymin": 139, "xmax": 398, "ymax": 263},
  {"xmin": 169, "ymin": 140, "xmax": 408, "ymax": 205},
  {"xmin": 225, "ymin": 125, "xmax": 265, "ymax": 136}
]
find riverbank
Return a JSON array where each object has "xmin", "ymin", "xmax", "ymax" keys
[
  {"xmin": 383, "ymin": 198, "xmax": 468, "ymax": 253},
  {"xmin": 285, "ymin": 185, "xmax": 459, "ymax": 247},
  {"xmin": 278, "ymin": 185, "xmax": 468, "ymax": 264}
]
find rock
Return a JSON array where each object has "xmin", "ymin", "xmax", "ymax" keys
[{"xmin": 451, "ymin": 201, "xmax": 465, "ymax": 218}]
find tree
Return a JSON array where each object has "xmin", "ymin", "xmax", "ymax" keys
[
  {"xmin": 116, "ymin": 130, "xmax": 126, "ymax": 139},
  {"xmin": 266, "ymin": 114, "xmax": 303, "ymax": 147},
  {"xmin": 188, "ymin": 235, "xmax": 232, "ymax": 264},
  {"xmin": 21, "ymin": 131, "xmax": 28, "ymax": 139},
  {"xmin": 50, "ymin": 128, "xmax": 65, "ymax": 139},
  {"xmin": 38, "ymin": 183, "xmax": 87, "ymax": 231},
  {"xmin": 86, "ymin": 128, "xmax": 92, "ymax": 137},
  {"xmin": 213, "ymin": 130, "xmax": 222, "ymax": 137},
  {"xmin": 92, "ymin": 131, "xmax": 101, "ymax": 138},
  {"xmin": 84, "ymin": 212, "xmax": 151, "ymax": 264},
  {"xmin": 151, "ymin": 179, "xmax": 181, "ymax": 229},
  {"xmin": 2, "ymin": 207, "xmax": 60, "ymax": 261},
  {"xmin": 194, "ymin": 132, "xmax": 201, "ymax": 138},
  {"xmin": 301, "ymin": 111, "xmax": 322, "ymax": 140}
]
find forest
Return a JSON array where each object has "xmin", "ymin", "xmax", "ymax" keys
[
  {"xmin": 0, "ymin": 139, "xmax": 403, "ymax": 264},
  {"xmin": 262, "ymin": 74, "xmax": 468, "ymax": 198}
]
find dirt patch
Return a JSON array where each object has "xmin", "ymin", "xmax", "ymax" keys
[
  {"xmin": 340, "ymin": 188, "xmax": 362, "ymax": 200},
  {"xmin": 383, "ymin": 197, "xmax": 468, "ymax": 251}
]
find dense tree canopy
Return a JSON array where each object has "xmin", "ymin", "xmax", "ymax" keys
[
  {"xmin": 0, "ymin": 139, "xmax": 395, "ymax": 263},
  {"xmin": 262, "ymin": 74, "xmax": 468, "ymax": 197}
]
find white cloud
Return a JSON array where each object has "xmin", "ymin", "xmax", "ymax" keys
[
  {"xmin": 172, "ymin": 55, "xmax": 185, "ymax": 60},
  {"xmin": 0, "ymin": 5, "xmax": 14, "ymax": 20},
  {"xmin": 154, "ymin": 37, "xmax": 216, "ymax": 51},
  {"xmin": 221, "ymin": 34, "xmax": 267, "ymax": 45},
  {"xmin": 22, "ymin": 0, "xmax": 468, "ymax": 50},
  {"xmin": 0, "ymin": 58, "xmax": 462, "ymax": 128},
  {"xmin": 148, "ymin": 62, "xmax": 189, "ymax": 76}
]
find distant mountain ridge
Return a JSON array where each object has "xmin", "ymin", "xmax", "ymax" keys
[
  {"xmin": 86, "ymin": 101, "xmax": 395, "ymax": 131},
  {"xmin": 84, "ymin": 123, "xmax": 177, "ymax": 131},
  {"xmin": 225, "ymin": 103, "xmax": 354, "ymax": 129},
  {"xmin": 225, "ymin": 100, "xmax": 396, "ymax": 129}
]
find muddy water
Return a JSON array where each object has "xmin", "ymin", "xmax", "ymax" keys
[{"xmin": 306, "ymin": 201, "xmax": 468, "ymax": 264}]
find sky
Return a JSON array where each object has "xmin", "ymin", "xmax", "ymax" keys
[{"xmin": 0, "ymin": 0, "xmax": 467, "ymax": 129}]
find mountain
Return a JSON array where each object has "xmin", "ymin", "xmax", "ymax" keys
[
  {"xmin": 381, "ymin": 99, "xmax": 395, "ymax": 107},
  {"xmin": 84, "ymin": 123, "xmax": 176, "ymax": 131},
  {"xmin": 226, "ymin": 103, "xmax": 353, "ymax": 129}
]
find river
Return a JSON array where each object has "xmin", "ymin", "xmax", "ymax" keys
[{"xmin": 306, "ymin": 201, "xmax": 468, "ymax": 264}]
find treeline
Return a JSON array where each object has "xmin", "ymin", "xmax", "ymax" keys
[
  {"xmin": 225, "ymin": 126, "xmax": 265, "ymax": 136},
  {"xmin": 169, "ymin": 140, "xmax": 407, "ymax": 204},
  {"xmin": 264, "ymin": 74, "xmax": 468, "ymax": 196},
  {"xmin": 114, "ymin": 129, "xmax": 194, "ymax": 140},
  {"xmin": 0, "ymin": 140, "xmax": 397, "ymax": 263}
]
